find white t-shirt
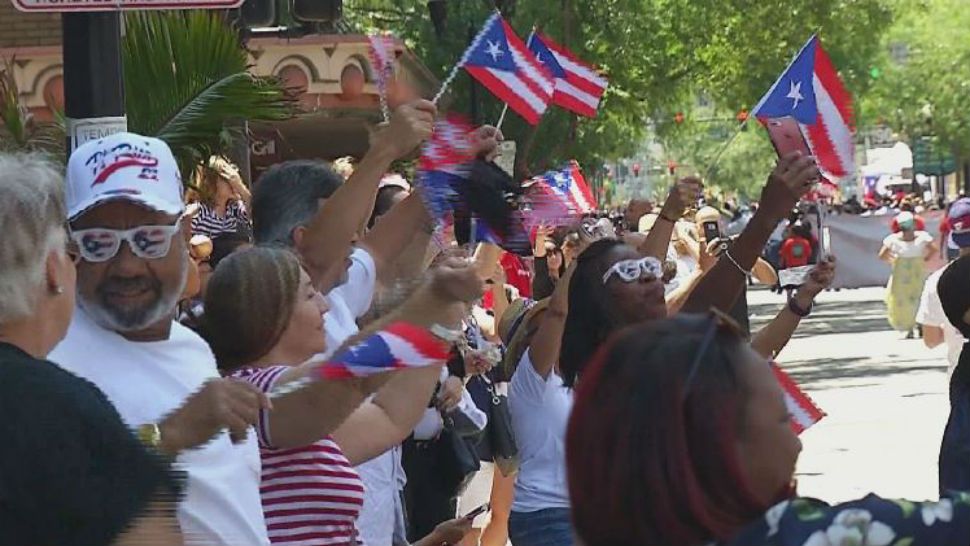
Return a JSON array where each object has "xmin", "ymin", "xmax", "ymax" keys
[
  {"xmin": 509, "ymin": 349, "xmax": 573, "ymax": 513},
  {"xmin": 49, "ymin": 308, "xmax": 269, "ymax": 546},
  {"xmin": 883, "ymin": 231, "xmax": 934, "ymax": 259},
  {"xmin": 319, "ymin": 247, "xmax": 378, "ymax": 359},
  {"xmin": 917, "ymin": 264, "xmax": 967, "ymax": 376}
]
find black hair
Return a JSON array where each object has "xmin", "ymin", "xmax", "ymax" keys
[
  {"xmin": 369, "ymin": 185, "xmax": 408, "ymax": 229},
  {"xmin": 560, "ymin": 238, "xmax": 627, "ymax": 388},
  {"xmin": 940, "ymin": 256, "xmax": 970, "ymax": 340},
  {"xmin": 210, "ymin": 223, "xmax": 253, "ymax": 269},
  {"xmin": 251, "ymin": 160, "xmax": 344, "ymax": 246}
]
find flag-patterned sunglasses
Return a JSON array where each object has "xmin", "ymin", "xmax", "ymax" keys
[
  {"xmin": 601, "ymin": 256, "xmax": 663, "ymax": 285},
  {"xmin": 69, "ymin": 224, "xmax": 181, "ymax": 263}
]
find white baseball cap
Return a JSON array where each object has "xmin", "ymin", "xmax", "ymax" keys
[{"xmin": 66, "ymin": 132, "xmax": 184, "ymax": 221}]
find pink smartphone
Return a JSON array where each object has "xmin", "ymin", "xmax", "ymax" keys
[{"xmin": 765, "ymin": 117, "xmax": 811, "ymax": 158}]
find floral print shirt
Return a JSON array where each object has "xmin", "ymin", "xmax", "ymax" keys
[{"xmin": 720, "ymin": 492, "xmax": 970, "ymax": 546}]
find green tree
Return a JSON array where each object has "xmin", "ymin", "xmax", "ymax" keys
[
  {"xmin": 123, "ymin": 11, "xmax": 293, "ymax": 180},
  {"xmin": 861, "ymin": 0, "xmax": 970, "ymax": 175},
  {"xmin": 345, "ymin": 0, "xmax": 893, "ymax": 178},
  {"xmin": 0, "ymin": 57, "xmax": 62, "ymax": 154}
]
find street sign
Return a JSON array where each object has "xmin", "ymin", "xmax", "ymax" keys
[
  {"xmin": 67, "ymin": 116, "xmax": 128, "ymax": 151},
  {"xmin": 12, "ymin": 0, "xmax": 243, "ymax": 12}
]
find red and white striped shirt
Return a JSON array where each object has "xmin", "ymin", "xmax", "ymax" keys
[{"xmin": 233, "ymin": 366, "xmax": 365, "ymax": 546}]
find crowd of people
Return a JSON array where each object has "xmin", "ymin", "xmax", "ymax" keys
[{"xmin": 2, "ymin": 98, "xmax": 970, "ymax": 546}]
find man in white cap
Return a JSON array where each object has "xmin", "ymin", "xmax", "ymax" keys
[{"xmin": 51, "ymin": 133, "xmax": 273, "ymax": 545}]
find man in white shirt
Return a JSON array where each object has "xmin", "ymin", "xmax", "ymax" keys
[
  {"xmin": 918, "ymin": 198, "xmax": 970, "ymax": 376},
  {"xmin": 51, "ymin": 133, "xmax": 272, "ymax": 545},
  {"xmin": 250, "ymin": 103, "xmax": 502, "ymax": 545}
]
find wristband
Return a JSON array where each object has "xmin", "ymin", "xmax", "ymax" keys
[
  {"xmin": 723, "ymin": 249, "xmax": 752, "ymax": 277},
  {"xmin": 658, "ymin": 211, "xmax": 679, "ymax": 223},
  {"xmin": 787, "ymin": 296, "xmax": 813, "ymax": 317}
]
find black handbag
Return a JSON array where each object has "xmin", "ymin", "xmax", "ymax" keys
[
  {"xmin": 483, "ymin": 379, "xmax": 520, "ymax": 477},
  {"xmin": 436, "ymin": 415, "xmax": 482, "ymax": 496}
]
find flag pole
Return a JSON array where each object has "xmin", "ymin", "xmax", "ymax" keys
[{"xmin": 702, "ymin": 115, "xmax": 750, "ymax": 181}]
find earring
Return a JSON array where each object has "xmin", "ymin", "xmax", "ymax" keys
[{"xmin": 53, "ymin": 286, "xmax": 64, "ymax": 295}]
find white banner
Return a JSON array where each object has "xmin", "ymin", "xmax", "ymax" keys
[{"xmin": 825, "ymin": 211, "xmax": 945, "ymax": 289}]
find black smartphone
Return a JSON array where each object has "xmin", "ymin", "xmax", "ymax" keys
[
  {"xmin": 702, "ymin": 220, "xmax": 721, "ymax": 243},
  {"xmin": 463, "ymin": 503, "xmax": 490, "ymax": 520},
  {"xmin": 765, "ymin": 116, "xmax": 811, "ymax": 158}
]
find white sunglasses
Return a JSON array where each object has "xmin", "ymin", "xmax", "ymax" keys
[
  {"xmin": 602, "ymin": 256, "xmax": 663, "ymax": 285},
  {"xmin": 69, "ymin": 224, "xmax": 181, "ymax": 263}
]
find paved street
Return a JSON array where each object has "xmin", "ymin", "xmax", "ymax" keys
[{"xmin": 749, "ymin": 285, "xmax": 951, "ymax": 504}]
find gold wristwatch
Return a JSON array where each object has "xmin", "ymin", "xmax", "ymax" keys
[{"xmin": 136, "ymin": 423, "xmax": 163, "ymax": 449}]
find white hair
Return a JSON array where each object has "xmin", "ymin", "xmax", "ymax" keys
[{"xmin": 0, "ymin": 152, "xmax": 68, "ymax": 323}]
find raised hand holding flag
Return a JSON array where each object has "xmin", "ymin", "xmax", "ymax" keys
[{"xmin": 752, "ymin": 35, "xmax": 855, "ymax": 180}]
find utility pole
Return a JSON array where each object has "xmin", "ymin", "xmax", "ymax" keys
[{"xmin": 62, "ymin": 12, "xmax": 127, "ymax": 154}]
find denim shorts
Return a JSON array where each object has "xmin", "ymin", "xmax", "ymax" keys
[{"xmin": 508, "ymin": 508, "xmax": 574, "ymax": 546}]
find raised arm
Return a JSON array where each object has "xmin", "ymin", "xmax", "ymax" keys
[
  {"xmin": 751, "ymin": 257, "xmax": 835, "ymax": 359},
  {"xmin": 265, "ymin": 258, "xmax": 483, "ymax": 453},
  {"xmin": 529, "ymin": 262, "xmax": 575, "ymax": 379},
  {"xmin": 298, "ymin": 101, "xmax": 436, "ymax": 292},
  {"xmin": 363, "ymin": 192, "xmax": 434, "ymax": 283},
  {"xmin": 331, "ymin": 258, "xmax": 485, "ymax": 465},
  {"xmin": 637, "ymin": 177, "xmax": 702, "ymax": 260},
  {"xmin": 681, "ymin": 153, "xmax": 818, "ymax": 314}
]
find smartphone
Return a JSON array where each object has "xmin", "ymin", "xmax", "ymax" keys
[
  {"xmin": 702, "ymin": 220, "xmax": 721, "ymax": 243},
  {"xmin": 765, "ymin": 117, "xmax": 811, "ymax": 158},
  {"xmin": 463, "ymin": 503, "xmax": 490, "ymax": 520}
]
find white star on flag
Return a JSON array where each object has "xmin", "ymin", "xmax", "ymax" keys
[
  {"xmin": 554, "ymin": 172, "xmax": 569, "ymax": 185},
  {"xmin": 486, "ymin": 40, "xmax": 505, "ymax": 62},
  {"xmin": 786, "ymin": 80, "xmax": 804, "ymax": 110}
]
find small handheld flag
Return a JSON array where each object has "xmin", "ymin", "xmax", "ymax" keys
[
  {"xmin": 528, "ymin": 32, "xmax": 608, "ymax": 118},
  {"xmin": 523, "ymin": 162, "xmax": 596, "ymax": 226},
  {"xmin": 752, "ymin": 35, "xmax": 855, "ymax": 180},
  {"xmin": 368, "ymin": 34, "xmax": 397, "ymax": 122},
  {"xmin": 416, "ymin": 116, "xmax": 476, "ymax": 224},
  {"xmin": 455, "ymin": 13, "xmax": 553, "ymax": 125},
  {"xmin": 771, "ymin": 362, "xmax": 825, "ymax": 434},
  {"xmin": 270, "ymin": 322, "xmax": 450, "ymax": 398}
]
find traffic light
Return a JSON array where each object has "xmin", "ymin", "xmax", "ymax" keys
[
  {"xmin": 667, "ymin": 160, "xmax": 677, "ymax": 175},
  {"xmin": 674, "ymin": 112, "xmax": 684, "ymax": 124},
  {"xmin": 240, "ymin": 0, "xmax": 275, "ymax": 27},
  {"xmin": 632, "ymin": 163, "xmax": 641, "ymax": 177},
  {"xmin": 293, "ymin": 0, "xmax": 342, "ymax": 22}
]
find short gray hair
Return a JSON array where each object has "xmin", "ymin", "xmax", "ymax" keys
[{"xmin": 0, "ymin": 152, "xmax": 67, "ymax": 323}]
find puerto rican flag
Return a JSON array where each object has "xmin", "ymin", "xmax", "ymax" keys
[
  {"xmin": 528, "ymin": 32, "xmax": 608, "ymax": 117},
  {"xmin": 770, "ymin": 362, "xmax": 825, "ymax": 435},
  {"xmin": 752, "ymin": 35, "xmax": 855, "ymax": 180},
  {"xmin": 417, "ymin": 116, "xmax": 476, "ymax": 223},
  {"xmin": 459, "ymin": 14, "xmax": 553, "ymax": 125},
  {"xmin": 269, "ymin": 323, "xmax": 450, "ymax": 398},
  {"xmin": 368, "ymin": 35, "xmax": 397, "ymax": 90},
  {"xmin": 319, "ymin": 322, "xmax": 451, "ymax": 380},
  {"xmin": 524, "ymin": 162, "xmax": 596, "ymax": 225}
]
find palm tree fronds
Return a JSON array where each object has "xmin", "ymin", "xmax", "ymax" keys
[{"xmin": 122, "ymin": 11, "xmax": 294, "ymax": 179}]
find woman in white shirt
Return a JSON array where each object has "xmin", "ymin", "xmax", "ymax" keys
[{"xmin": 878, "ymin": 211, "xmax": 938, "ymax": 338}]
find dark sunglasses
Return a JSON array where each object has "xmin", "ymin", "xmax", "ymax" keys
[{"xmin": 684, "ymin": 308, "xmax": 744, "ymax": 392}]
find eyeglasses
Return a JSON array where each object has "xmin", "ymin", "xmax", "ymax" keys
[
  {"xmin": 602, "ymin": 256, "xmax": 663, "ymax": 285},
  {"xmin": 684, "ymin": 308, "xmax": 744, "ymax": 392},
  {"xmin": 69, "ymin": 224, "xmax": 181, "ymax": 263}
]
